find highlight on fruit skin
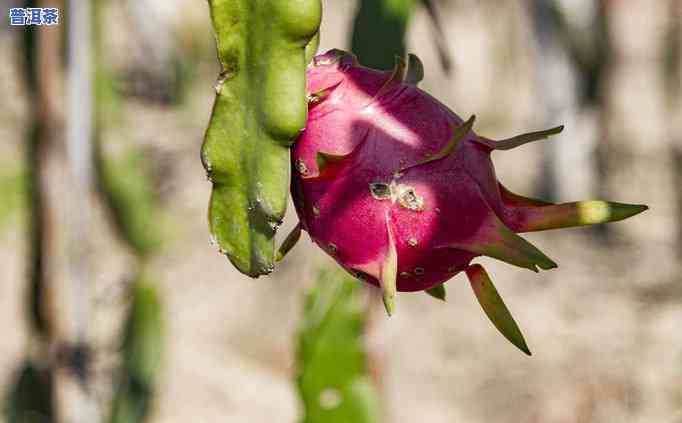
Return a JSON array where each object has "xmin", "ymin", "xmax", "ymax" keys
[{"xmin": 280, "ymin": 49, "xmax": 648, "ymax": 354}]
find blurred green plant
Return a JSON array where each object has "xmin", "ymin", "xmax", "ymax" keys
[
  {"xmin": 202, "ymin": 0, "xmax": 321, "ymax": 277},
  {"xmin": 4, "ymin": 361, "xmax": 54, "ymax": 423},
  {"xmin": 109, "ymin": 278, "xmax": 164, "ymax": 423},
  {"xmin": 351, "ymin": 0, "xmax": 416, "ymax": 70},
  {"xmin": 92, "ymin": 0, "xmax": 163, "ymax": 260},
  {"xmin": 92, "ymin": 0, "xmax": 166, "ymax": 419},
  {"xmin": 0, "ymin": 165, "xmax": 25, "ymax": 231},
  {"xmin": 4, "ymin": 3, "xmax": 56, "ymax": 420},
  {"xmin": 95, "ymin": 146, "xmax": 163, "ymax": 257},
  {"xmin": 296, "ymin": 269, "xmax": 381, "ymax": 423},
  {"xmin": 351, "ymin": 0, "xmax": 451, "ymax": 72}
]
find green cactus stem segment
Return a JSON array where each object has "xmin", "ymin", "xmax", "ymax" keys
[{"xmin": 202, "ymin": 0, "xmax": 321, "ymax": 277}]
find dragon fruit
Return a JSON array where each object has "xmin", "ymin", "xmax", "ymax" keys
[{"xmin": 282, "ymin": 49, "xmax": 647, "ymax": 353}]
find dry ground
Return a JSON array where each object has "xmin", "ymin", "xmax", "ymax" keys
[{"xmin": 1, "ymin": 1, "xmax": 681, "ymax": 422}]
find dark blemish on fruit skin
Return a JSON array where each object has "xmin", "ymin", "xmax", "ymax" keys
[
  {"xmin": 351, "ymin": 270, "xmax": 373, "ymax": 282},
  {"xmin": 327, "ymin": 243, "xmax": 337, "ymax": 254},
  {"xmin": 369, "ymin": 180, "xmax": 425, "ymax": 211},
  {"xmin": 214, "ymin": 63, "xmax": 237, "ymax": 93},
  {"xmin": 295, "ymin": 159, "xmax": 308, "ymax": 175},
  {"xmin": 369, "ymin": 182, "xmax": 391, "ymax": 200},
  {"xmin": 414, "ymin": 267, "xmax": 425, "ymax": 276},
  {"xmin": 396, "ymin": 185, "xmax": 424, "ymax": 211},
  {"xmin": 307, "ymin": 89, "xmax": 330, "ymax": 105}
]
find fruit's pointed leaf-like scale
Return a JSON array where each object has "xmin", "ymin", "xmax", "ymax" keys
[
  {"xmin": 439, "ymin": 174, "xmax": 557, "ymax": 271},
  {"xmin": 425, "ymin": 283, "xmax": 446, "ymax": 301},
  {"xmin": 313, "ymin": 48, "xmax": 357, "ymax": 67},
  {"xmin": 307, "ymin": 50, "xmax": 350, "ymax": 103},
  {"xmin": 316, "ymin": 151, "xmax": 350, "ymax": 175},
  {"xmin": 475, "ymin": 125, "xmax": 564, "ymax": 151},
  {"xmin": 380, "ymin": 213, "xmax": 398, "ymax": 316},
  {"xmin": 366, "ymin": 55, "xmax": 407, "ymax": 106},
  {"xmin": 498, "ymin": 183, "xmax": 553, "ymax": 208},
  {"xmin": 405, "ymin": 53, "xmax": 424, "ymax": 85},
  {"xmin": 466, "ymin": 264, "xmax": 531, "ymax": 356},
  {"xmin": 202, "ymin": 0, "xmax": 322, "ymax": 277},
  {"xmin": 305, "ymin": 132, "xmax": 368, "ymax": 179},
  {"xmin": 305, "ymin": 31, "xmax": 320, "ymax": 65},
  {"xmin": 515, "ymin": 200, "xmax": 649, "ymax": 233},
  {"xmin": 401, "ymin": 115, "xmax": 476, "ymax": 172},
  {"xmin": 276, "ymin": 222, "xmax": 302, "ymax": 262},
  {"xmin": 447, "ymin": 214, "xmax": 557, "ymax": 272},
  {"xmin": 306, "ymin": 84, "xmax": 337, "ymax": 105}
]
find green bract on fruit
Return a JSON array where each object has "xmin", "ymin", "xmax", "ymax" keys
[{"xmin": 282, "ymin": 49, "xmax": 647, "ymax": 354}]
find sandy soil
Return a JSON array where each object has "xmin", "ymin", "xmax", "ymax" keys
[{"xmin": 1, "ymin": 1, "xmax": 681, "ymax": 422}]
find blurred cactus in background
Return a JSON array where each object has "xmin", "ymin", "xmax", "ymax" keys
[
  {"xmin": 4, "ymin": 0, "xmax": 164, "ymax": 421},
  {"xmin": 93, "ymin": 1, "xmax": 165, "ymax": 421},
  {"xmin": 0, "ymin": 164, "xmax": 24, "ymax": 233},
  {"xmin": 351, "ymin": 0, "xmax": 450, "ymax": 72},
  {"xmin": 109, "ymin": 279, "xmax": 163, "ymax": 423},
  {"xmin": 296, "ymin": 270, "xmax": 381, "ymax": 423},
  {"xmin": 5, "ymin": 0, "xmax": 61, "ymax": 419},
  {"xmin": 351, "ymin": 0, "xmax": 416, "ymax": 70},
  {"xmin": 5, "ymin": 361, "xmax": 54, "ymax": 423},
  {"xmin": 95, "ymin": 145, "xmax": 163, "ymax": 258}
]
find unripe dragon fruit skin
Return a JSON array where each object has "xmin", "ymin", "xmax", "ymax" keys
[{"xmin": 289, "ymin": 49, "xmax": 647, "ymax": 329}]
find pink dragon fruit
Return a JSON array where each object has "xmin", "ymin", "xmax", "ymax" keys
[{"xmin": 283, "ymin": 49, "xmax": 647, "ymax": 353}]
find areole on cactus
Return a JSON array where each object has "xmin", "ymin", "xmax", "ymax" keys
[{"xmin": 278, "ymin": 49, "xmax": 647, "ymax": 354}]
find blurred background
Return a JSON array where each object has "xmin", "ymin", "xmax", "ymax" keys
[{"xmin": 1, "ymin": 0, "xmax": 681, "ymax": 422}]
